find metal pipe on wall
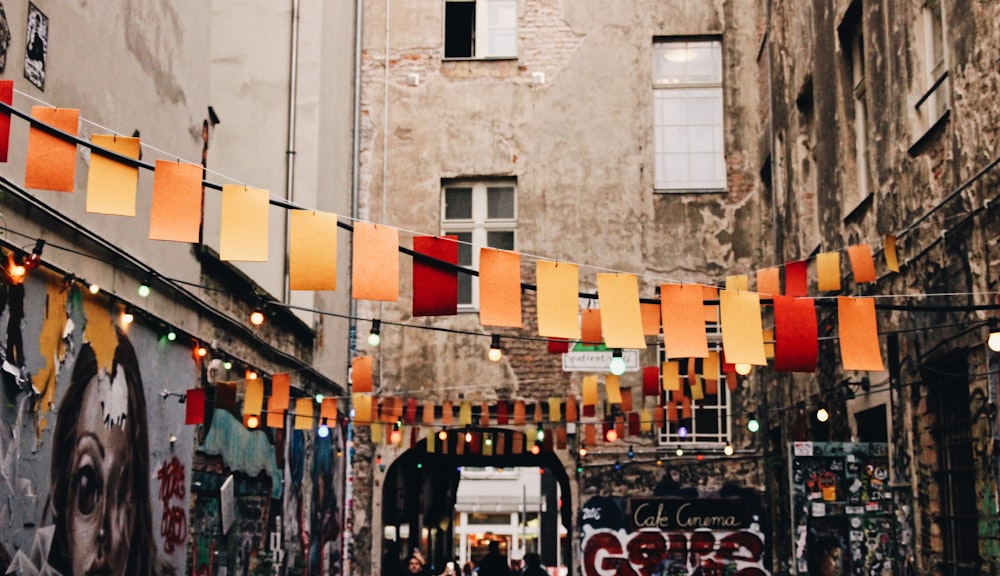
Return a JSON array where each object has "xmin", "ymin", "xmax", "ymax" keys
[{"xmin": 283, "ymin": 0, "xmax": 301, "ymax": 304}]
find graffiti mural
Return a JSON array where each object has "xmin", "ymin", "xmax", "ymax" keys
[
  {"xmin": 580, "ymin": 473, "xmax": 770, "ymax": 576},
  {"xmin": 0, "ymin": 271, "xmax": 193, "ymax": 574}
]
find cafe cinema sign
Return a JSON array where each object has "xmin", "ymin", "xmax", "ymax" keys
[{"xmin": 629, "ymin": 498, "xmax": 748, "ymax": 531}]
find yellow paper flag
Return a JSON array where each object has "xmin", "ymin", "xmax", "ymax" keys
[
  {"xmin": 352, "ymin": 223, "xmax": 399, "ymax": 301},
  {"xmin": 294, "ymin": 398, "xmax": 314, "ymax": 430},
  {"xmin": 290, "ymin": 210, "xmax": 338, "ymax": 290},
  {"xmin": 548, "ymin": 398, "xmax": 562, "ymax": 422},
  {"xmin": 479, "ymin": 248, "xmax": 522, "ymax": 327},
  {"xmin": 87, "ymin": 135, "xmax": 140, "ymax": 216},
  {"xmin": 150, "ymin": 160, "xmax": 202, "ymax": 242},
  {"xmin": 719, "ymin": 290, "xmax": 767, "ymax": 365},
  {"xmin": 243, "ymin": 379, "xmax": 264, "ymax": 416},
  {"xmin": 536, "ymin": 261, "xmax": 580, "ymax": 339},
  {"xmin": 661, "ymin": 284, "xmax": 710, "ymax": 359},
  {"xmin": 352, "ymin": 394, "xmax": 372, "ymax": 423},
  {"xmin": 605, "ymin": 375, "xmax": 622, "ymax": 404},
  {"xmin": 725, "ymin": 275, "xmax": 749, "ymax": 291},
  {"xmin": 220, "ymin": 185, "xmax": 269, "ymax": 261},
  {"xmin": 838, "ymin": 296, "xmax": 884, "ymax": 371},
  {"xmin": 597, "ymin": 273, "xmax": 647, "ymax": 349},
  {"xmin": 816, "ymin": 252, "xmax": 841, "ymax": 292},
  {"xmin": 25, "ymin": 107, "xmax": 79, "ymax": 192},
  {"xmin": 884, "ymin": 235, "xmax": 899, "ymax": 272},
  {"xmin": 662, "ymin": 361, "xmax": 680, "ymax": 391},
  {"xmin": 582, "ymin": 374, "xmax": 599, "ymax": 406}
]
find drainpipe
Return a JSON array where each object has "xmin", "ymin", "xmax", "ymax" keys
[{"xmin": 283, "ymin": 0, "xmax": 301, "ymax": 304}]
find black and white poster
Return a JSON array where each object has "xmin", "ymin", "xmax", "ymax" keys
[{"xmin": 24, "ymin": 2, "xmax": 47, "ymax": 89}]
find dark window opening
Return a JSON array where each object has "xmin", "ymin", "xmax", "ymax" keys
[
  {"xmin": 854, "ymin": 405, "xmax": 888, "ymax": 443},
  {"xmin": 444, "ymin": 2, "xmax": 475, "ymax": 58}
]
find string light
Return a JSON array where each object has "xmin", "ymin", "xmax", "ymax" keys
[
  {"xmin": 536, "ymin": 423, "xmax": 545, "ymax": 442},
  {"xmin": 488, "ymin": 334, "xmax": 503, "ymax": 362},
  {"xmin": 166, "ymin": 330, "xmax": 176, "ymax": 342},
  {"xmin": 438, "ymin": 428, "xmax": 448, "ymax": 441},
  {"xmin": 138, "ymin": 278, "xmax": 151, "ymax": 298},
  {"xmin": 746, "ymin": 414, "xmax": 760, "ymax": 433},
  {"xmin": 223, "ymin": 360, "xmax": 233, "ymax": 370},
  {"xmin": 609, "ymin": 349, "xmax": 627, "ymax": 375},
  {"xmin": 627, "ymin": 445, "xmax": 635, "ymax": 459},
  {"xmin": 465, "ymin": 428, "xmax": 472, "ymax": 443},
  {"xmin": 367, "ymin": 319, "xmax": 381, "ymax": 347},
  {"xmin": 88, "ymin": 282, "xmax": 100, "ymax": 294},
  {"xmin": 245, "ymin": 414, "xmax": 260, "ymax": 429},
  {"xmin": 816, "ymin": 405, "xmax": 830, "ymax": 423},
  {"xmin": 605, "ymin": 427, "xmax": 618, "ymax": 443},
  {"xmin": 23, "ymin": 239, "xmax": 44, "ymax": 270},
  {"xmin": 250, "ymin": 308, "xmax": 265, "ymax": 326},
  {"xmin": 196, "ymin": 344, "xmax": 209, "ymax": 358},
  {"xmin": 678, "ymin": 425, "xmax": 688, "ymax": 438},
  {"xmin": 390, "ymin": 420, "xmax": 402, "ymax": 444},
  {"xmin": 578, "ymin": 446, "xmax": 587, "ymax": 457},
  {"xmin": 735, "ymin": 363, "xmax": 752, "ymax": 375},
  {"xmin": 318, "ymin": 423, "xmax": 330, "ymax": 438},
  {"xmin": 988, "ymin": 319, "xmax": 1000, "ymax": 352},
  {"xmin": 675, "ymin": 446, "xmax": 684, "ymax": 457},
  {"xmin": 723, "ymin": 443, "xmax": 734, "ymax": 456},
  {"xmin": 315, "ymin": 393, "xmax": 324, "ymax": 403},
  {"xmin": 121, "ymin": 308, "xmax": 134, "ymax": 325}
]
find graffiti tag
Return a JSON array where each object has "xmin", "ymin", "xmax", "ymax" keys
[
  {"xmin": 581, "ymin": 528, "xmax": 769, "ymax": 576},
  {"xmin": 157, "ymin": 457, "xmax": 188, "ymax": 553}
]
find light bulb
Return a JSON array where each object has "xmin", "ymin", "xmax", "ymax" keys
[
  {"xmin": 438, "ymin": 429, "xmax": 448, "ymax": 441},
  {"xmin": 138, "ymin": 282, "xmax": 151, "ymax": 298},
  {"xmin": 223, "ymin": 360, "xmax": 233, "ymax": 370},
  {"xmin": 675, "ymin": 447, "xmax": 684, "ymax": 457},
  {"xmin": 816, "ymin": 407, "xmax": 830, "ymax": 422},
  {"xmin": 166, "ymin": 331, "xmax": 177, "ymax": 342},
  {"xmin": 465, "ymin": 430, "xmax": 472, "ymax": 443},
  {"xmin": 530, "ymin": 443, "xmax": 541, "ymax": 455},
  {"xmin": 245, "ymin": 415, "xmax": 260, "ymax": 429},
  {"xmin": 723, "ymin": 443, "xmax": 734, "ymax": 456},
  {"xmin": 605, "ymin": 428, "xmax": 618, "ymax": 443},
  {"xmin": 678, "ymin": 426, "xmax": 688, "ymax": 438},
  {"xmin": 315, "ymin": 394, "xmax": 324, "ymax": 403},
  {"xmin": 735, "ymin": 363, "xmax": 752, "ymax": 375},
  {"xmin": 609, "ymin": 349, "xmax": 627, "ymax": 375},
  {"xmin": 747, "ymin": 417, "xmax": 760, "ymax": 433},
  {"xmin": 88, "ymin": 282, "xmax": 100, "ymax": 294},
  {"xmin": 578, "ymin": 447, "xmax": 587, "ymax": 457},
  {"xmin": 536, "ymin": 425, "xmax": 545, "ymax": 442},
  {"xmin": 318, "ymin": 424, "xmax": 330, "ymax": 438},
  {"xmin": 488, "ymin": 334, "xmax": 503, "ymax": 361},
  {"xmin": 484, "ymin": 434, "xmax": 493, "ymax": 446},
  {"xmin": 250, "ymin": 309, "xmax": 265, "ymax": 326},
  {"xmin": 989, "ymin": 331, "xmax": 1000, "ymax": 352},
  {"xmin": 121, "ymin": 311, "xmax": 134, "ymax": 325},
  {"xmin": 368, "ymin": 319, "xmax": 381, "ymax": 347}
]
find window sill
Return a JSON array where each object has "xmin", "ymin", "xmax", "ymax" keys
[
  {"xmin": 843, "ymin": 191, "xmax": 874, "ymax": 222},
  {"xmin": 442, "ymin": 56, "xmax": 518, "ymax": 63},
  {"xmin": 653, "ymin": 187, "xmax": 728, "ymax": 195},
  {"xmin": 907, "ymin": 108, "xmax": 950, "ymax": 157}
]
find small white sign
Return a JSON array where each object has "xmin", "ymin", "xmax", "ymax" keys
[{"xmin": 562, "ymin": 349, "xmax": 641, "ymax": 372}]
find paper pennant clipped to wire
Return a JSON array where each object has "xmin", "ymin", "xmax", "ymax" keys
[
  {"xmin": 479, "ymin": 248, "xmax": 522, "ymax": 327},
  {"xmin": 149, "ymin": 160, "xmax": 203, "ymax": 242},
  {"xmin": 536, "ymin": 261, "xmax": 581, "ymax": 339},
  {"xmin": 661, "ymin": 283, "xmax": 710, "ymax": 359},
  {"xmin": 784, "ymin": 260, "xmax": 808, "ymax": 297},
  {"xmin": 0, "ymin": 80, "xmax": 13, "ymax": 162},
  {"xmin": 838, "ymin": 296, "xmax": 884, "ymax": 371},
  {"xmin": 270, "ymin": 373, "xmax": 291, "ymax": 410},
  {"xmin": 847, "ymin": 244, "xmax": 877, "ymax": 284},
  {"xmin": 86, "ymin": 135, "xmax": 140, "ymax": 216},
  {"xmin": 243, "ymin": 379, "xmax": 264, "ymax": 416},
  {"xmin": 412, "ymin": 235, "xmax": 457, "ymax": 316},
  {"xmin": 294, "ymin": 398, "xmax": 314, "ymax": 430},
  {"xmin": 352, "ymin": 223, "xmax": 399, "ymax": 301},
  {"xmin": 884, "ymin": 235, "xmax": 899, "ymax": 272},
  {"xmin": 581, "ymin": 308, "xmax": 602, "ymax": 345},
  {"xmin": 351, "ymin": 356, "xmax": 373, "ymax": 393},
  {"xmin": 756, "ymin": 267, "xmax": 780, "ymax": 296},
  {"xmin": 185, "ymin": 388, "xmax": 206, "ymax": 425},
  {"xmin": 640, "ymin": 302, "xmax": 661, "ymax": 336},
  {"xmin": 725, "ymin": 274, "xmax": 749, "ymax": 291},
  {"xmin": 719, "ymin": 289, "xmax": 767, "ymax": 366},
  {"xmin": 290, "ymin": 210, "xmax": 338, "ymax": 291},
  {"xmin": 773, "ymin": 295, "xmax": 818, "ymax": 372},
  {"xmin": 597, "ymin": 273, "xmax": 646, "ymax": 349},
  {"xmin": 25, "ymin": 107, "xmax": 79, "ymax": 192},
  {"xmin": 816, "ymin": 252, "xmax": 841, "ymax": 292},
  {"xmin": 220, "ymin": 184, "xmax": 269, "ymax": 261}
]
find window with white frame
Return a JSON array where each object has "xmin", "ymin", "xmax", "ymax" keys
[
  {"xmin": 652, "ymin": 39, "xmax": 726, "ymax": 192},
  {"xmin": 657, "ymin": 322, "xmax": 731, "ymax": 446},
  {"xmin": 842, "ymin": 13, "xmax": 872, "ymax": 213},
  {"xmin": 441, "ymin": 180, "xmax": 516, "ymax": 308},
  {"xmin": 912, "ymin": 0, "xmax": 950, "ymax": 137},
  {"xmin": 444, "ymin": 0, "xmax": 517, "ymax": 59}
]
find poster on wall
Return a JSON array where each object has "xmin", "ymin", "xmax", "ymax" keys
[
  {"xmin": 24, "ymin": 2, "xmax": 46, "ymax": 89},
  {"xmin": 789, "ymin": 442, "xmax": 893, "ymax": 576}
]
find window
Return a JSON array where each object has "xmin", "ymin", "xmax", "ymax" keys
[
  {"xmin": 444, "ymin": 0, "xmax": 517, "ymax": 59},
  {"xmin": 652, "ymin": 39, "xmax": 726, "ymax": 192},
  {"xmin": 441, "ymin": 180, "xmax": 516, "ymax": 308},
  {"xmin": 840, "ymin": 8, "xmax": 872, "ymax": 213},
  {"xmin": 912, "ymin": 0, "xmax": 950, "ymax": 138},
  {"xmin": 657, "ymin": 322, "xmax": 731, "ymax": 446}
]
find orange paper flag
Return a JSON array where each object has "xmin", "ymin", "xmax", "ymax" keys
[
  {"xmin": 149, "ymin": 160, "xmax": 202, "ymax": 242},
  {"xmin": 597, "ymin": 273, "xmax": 647, "ymax": 349},
  {"xmin": 220, "ymin": 185, "xmax": 269, "ymax": 261},
  {"xmin": 351, "ymin": 356, "xmax": 373, "ymax": 393},
  {"xmin": 719, "ymin": 290, "xmax": 767, "ymax": 366},
  {"xmin": 838, "ymin": 296, "xmax": 884, "ymax": 371},
  {"xmin": 582, "ymin": 375, "xmax": 599, "ymax": 406},
  {"xmin": 352, "ymin": 223, "xmax": 400, "ymax": 301},
  {"xmin": 513, "ymin": 400, "xmax": 526, "ymax": 425},
  {"xmin": 25, "ymin": 107, "xmax": 79, "ymax": 192},
  {"xmin": 581, "ymin": 309, "xmax": 602, "ymax": 345},
  {"xmin": 847, "ymin": 244, "xmax": 877, "ymax": 284},
  {"xmin": 441, "ymin": 401, "xmax": 454, "ymax": 425},
  {"xmin": 479, "ymin": 248, "xmax": 522, "ymax": 327},
  {"xmin": 294, "ymin": 398, "xmax": 314, "ymax": 430},
  {"xmin": 816, "ymin": 252, "xmax": 841, "ymax": 292},
  {"xmin": 661, "ymin": 284, "xmax": 710, "ymax": 359},
  {"xmin": 640, "ymin": 302, "xmax": 661, "ymax": 336},
  {"xmin": 266, "ymin": 397, "xmax": 286, "ymax": 429},
  {"xmin": 536, "ymin": 261, "xmax": 581, "ymax": 339},
  {"xmin": 702, "ymin": 285, "xmax": 720, "ymax": 323},
  {"xmin": 565, "ymin": 396, "xmax": 578, "ymax": 423},
  {"xmin": 290, "ymin": 210, "xmax": 338, "ymax": 290},
  {"xmin": 662, "ymin": 361, "xmax": 680, "ymax": 391},
  {"xmin": 321, "ymin": 398, "xmax": 338, "ymax": 422},
  {"xmin": 270, "ymin": 373, "xmax": 290, "ymax": 410},
  {"xmin": 884, "ymin": 235, "xmax": 899, "ymax": 272},
  {"xmin": 605, "ymin": 375, "xmax": 622, "ymax": 404},
  {"xmin": 87, "ymin": 135, "xmax": 140, "ymax": 216},
  {"xmin": 756, "ymin": 267, "xmax": 780, "ymax": 296}
]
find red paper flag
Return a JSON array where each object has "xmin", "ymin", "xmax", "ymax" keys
[
  {"xmin": 642, "ymin": 366, "xmax": 660, "ymax": 397},
  {"xmin": 785, "ymin": 260, "xmax": 808, "ymax": 297},
  {"xmin": 0, "ymin": 80, "xmax": 12, "ymax": 162},
  {"xmin": 413, "ymin": 235, "xmax": 458, "ymax": 316},
  {"xmin": 628, "ymin": 412, "xmax": 640, "ymax": 436},
  {"xmin": 497, "ymin": 400, "xmax": 509, "ymax": 425},
  {"xmin": 185, "ymin": 388, "xmax": 206, "ymax": 425},
  {"xmin": 547, "ymin": 338, "xmax": 570, "ymax": 354},
  {"xmin": 405, "ymin": 397, "xmax": 418, "ymax": 424},
  {"xmin": 773, "ymin": 296, "xmax": 818, "ymax": 372}
]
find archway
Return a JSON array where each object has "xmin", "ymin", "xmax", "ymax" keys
[{"xmin": 379, "ymin": 427, "xmax": 575, "ymax": 576}]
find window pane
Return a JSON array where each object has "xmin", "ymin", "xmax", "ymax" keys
[
  {"xmin": 487, "ymin": 186, "xmax": 515, "ymax": 219},
  {"xmin": 444, "ymin": 2, "xmax": 475, "ymax": 58},
  {"xmin": 487, "ymin": 231, "xmax": 514, "ymax": 251},
  {"xmin": 653, "ymin": 40, "xmax": 721, "ymax": 85},
  {"xmin": 660, "ymin": 127, "xmax": 689, "ymax": 153},
  {"xmin": 445, "ymin": 187, "xmax": 473, "ymax": 220},
  {"xmin": 487, "ymin": 0, "xmax": 517, "ymax": 57},
  {"xmin": 448, "ymin": 231, "xmax": 473, "ymax": 305}
]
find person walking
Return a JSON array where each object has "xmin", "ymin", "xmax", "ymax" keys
[{"xmin": 476, "ymin": 541, "xmax": 509, "ymax": 576}]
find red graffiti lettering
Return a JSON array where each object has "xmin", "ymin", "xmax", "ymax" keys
[
  {"xmin": 582, "ymin": 528, "xmax": 769, "ymax": 576},
  {"xmin": 157, "ymin": 457, "xmax": 187, "ymax": 555}
]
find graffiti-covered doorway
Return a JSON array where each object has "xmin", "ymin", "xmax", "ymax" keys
[{"xmin": 378, "ymin": 428, "xmax": 573, "ymax": 576}]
